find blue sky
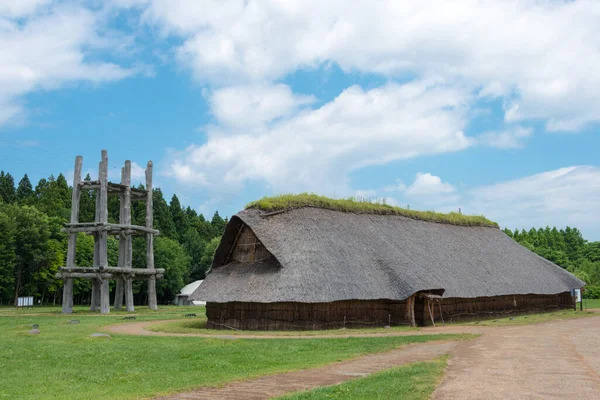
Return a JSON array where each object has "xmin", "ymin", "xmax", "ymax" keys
[{"xmin": 1, "ymin": 0, "xmax": 599, "ymax": 239}]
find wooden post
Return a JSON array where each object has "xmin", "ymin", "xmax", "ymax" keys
[
  {"xmin": 98, "ymin": 151, "xmax": 110, "ymax": 314},
  {"xmin": 63, "ymin": 156, "xmax": 82, "ymax": 314},
  {"xmin": 100, "ymin": 279, "xmax": 110, "ymax": 314},
  {"xmin": 145, "ymin": 161, "xmax": 158, "ymax": 310},
  {"xmin": 91, "ymin": 279, "xmax": 101, "ymax": 311},
  {"xmin": 125, "ymin": 276, "xmax": 134, "ymax": 312},
  {"xmin": 114, "ymin": 278, "xmax": 124, "ymax": 310},
  {"xmin": 62, "ymin": 278, "xmax": 73, "ymax": 313},
  {"xmin": 407, "ymin": 295, "xmax": 416, "ymax": 327}
]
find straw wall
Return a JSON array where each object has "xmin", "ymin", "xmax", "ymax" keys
[
  {"xmin": 422, "ymin": 291, "xmax": 574, "ymax": 325},
  {"xmin": 206, "ymin": 292, "xmax": 575, "ymax": 330},
  {"xmin": 205, "ymin": 299, "xmax": 408, "ymax": 330}
]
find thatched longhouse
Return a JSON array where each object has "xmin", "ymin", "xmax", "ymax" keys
[{"xmin": 190, "ymin": 196, "xmax": 584, "ymax": 330}]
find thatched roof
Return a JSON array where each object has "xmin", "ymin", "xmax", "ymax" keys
[{"xmin": 191, "ymin": 207, "xmax": 584, "ymax": 303}]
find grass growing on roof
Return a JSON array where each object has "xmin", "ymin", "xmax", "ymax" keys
[{"xmin": 246, "ymin": 193, "xmax": 498, "ymax": 227}]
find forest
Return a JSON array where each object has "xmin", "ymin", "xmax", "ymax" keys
[
  {"xmin": 503, "ymin": 227, "xmax": 600, "ymax": 298},
  {"xmin": 0, "ymin": 171, "xmax": 225, "ymax": 306},
  {"xmin": 1, "ymin": 169, "xmax": 599, "ymax": 306}
]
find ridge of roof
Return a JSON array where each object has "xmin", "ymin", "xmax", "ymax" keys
[{"xmin": 245, "ymin": 193, "xmax": 499, "ymax": 228}]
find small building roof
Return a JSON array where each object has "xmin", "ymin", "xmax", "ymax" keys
[{"xmin": 178, "ymin": 280, "xmax": 203, "ymax": 297}]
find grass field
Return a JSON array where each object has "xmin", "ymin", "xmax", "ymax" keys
[
  {"xmin": 460, "ymin": 309, "xmax": 596, "ymax": 326},
  {"xmin": 278, "ymin": 357, "xmax": 448, "ymax": 400},
  {"xmin": 0, "ymin": 306, "xmax": 468, "ymax": 400},
  {"xmin": 583, "ymin": 298, "xmax": 600, "ymax": 309}
]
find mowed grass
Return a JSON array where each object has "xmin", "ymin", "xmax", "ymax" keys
[
  {"xmin": 0, "ymin": 307, "xmax": 468, "ymax": 400},
  {"xmin": 583, "ymin": 299, "xmax": 600, "ymax": 309},
  {"xmin": 278, "ymin": 357, "xmax": 448, "ymax": 400},
  {"xmin": 147, "ymin": 318, "xmax": 418, "ymax": 336},
  {"xmin": 460, "ymin": 309, "xmax": 595, "ymax": 326}
]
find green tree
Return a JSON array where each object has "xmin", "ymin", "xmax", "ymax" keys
[
  {"xmin": 210, "ymin": 211, "xmax": 227, "ymax": 236},
  {"xmin": 152, "ymin": 189, "xmax": 176, "ymax": 239},
  {"xmin": 154, "ymin": 237, "xmax": 191, "ymax": 304},
  {"xmin": 170, "ymin": 194, "xmax": 189, "ymax": 240},
  {"xmin": 8, "ymin": 205, "xmax": 50, "ymax": 304},
  {"xmin": 181, "ymin": 228, "xmax": 207, "ymax": 280},
  {"xmin": 16, "ymin": 174, "xmax": 34, "ymax": 204},
  {"xmin": 0, "ymin": 171, "xmax": 16, "ymax": 204},
  {"xmin": 0, "ymin": 208, "xmax": 16, "ymax": 304},
  {"xmin": 199, "ymin": 236, "xmax": 221, "ymax": 276}
]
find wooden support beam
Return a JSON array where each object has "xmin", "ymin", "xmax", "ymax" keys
[
  {"xmin": 57, "ymin": 272, "xmax": 113, "ymax": 279},
  {"xmin": 100, "ymin": 279, "xmax": 110, "ymax": 314},
  {"xmin": 145, "ymin": 161, "xmax": 158, "ymax": 310},
  {"xmin": 56, "ymin": 272, "xmax": 163, "ymax": 280},
  {"xmin": 62, "ymin": 223, "xmax": 159, "ymax": 236},
  {"xmin": 114, "ymin": 278, "xmax": 124, "ymax": 310},
  {"xmin": 59, "ymin": 267, "xmax": 164, "ymax": 275},
  {"xmin": 91, "ymin": 280, "xmax": 101, "ymax": 311},
  {"xmin": 63, "ymin": 155, "xmax": 82, "ymax": 314},
  {"xmin": 124, "ymin": 277, "xmax": 134, "ymax": 312},
  {"xmin": 97, "ymin": 151, "xmax": 108, "ymax": 269},
  {"xmin": 62, "ymin": 278, "xmax": 73, "ymax": 314},
  {"xmin": 79, "ymin": 181, "xmax": 148, "ymax": 199}
]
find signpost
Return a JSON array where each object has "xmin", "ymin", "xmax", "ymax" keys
[{"xmin": 17, "ymin": 296, "xmax": 34, "ymax": 308}]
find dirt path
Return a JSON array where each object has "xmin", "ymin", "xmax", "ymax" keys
[
  {"xmin": 154, "ymin": 340, "xmax": 459, "ymax": 400},
  {"xmin": 432, "ymin": 315, "xmax": 600, "ymax": 399},
  {"xmin": 104, "ymin": 319, "xmax": 486, "ymax": 339},
  {"xmin": 106, "ymin": 315, "xmax": 600, "ymax": 399}
]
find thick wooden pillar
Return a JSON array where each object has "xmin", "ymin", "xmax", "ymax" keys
[
  {"xmin": 100, "ymin": 279, "xmax": 110, "ymax": 314},
  {"xmin": 125, "ymin": 277, "xmax": 135, "ymax": 312},
  {"xmin": 98, "ymin": 151, "xmax": 110, "ymax": 314},
  {"xmin": 63, "ymin": 156, "xmax": 82, "ymax": 314},
  {"xmin": 145, "ymin": 161, "xmax": 158, "ymax": 310},
  {"xmin": 114, "ymin": 278, "xmax": 124, "ymax": 310},
  {"xmin": 91, "ymin": 279, "xmax": 101, "ymax": 311},
  {"xmin": 62, "ymin": 278, "xmax": 73, "ymax": 313},
  {"xmin": 406, "ymin": 295, "xmax": 416, "ymax": 327}
]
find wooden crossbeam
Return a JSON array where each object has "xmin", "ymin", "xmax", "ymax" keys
[
  {"xmin": 79, "ymin": 181, "xmax": 148, "ymax": 199},
  {"xmin": 62, "ymin": 223, "xmax": 159, "ymax": 236},
  {"xmin": 59, "ymin": 267, "xmax": 165, "ymax": 275}
]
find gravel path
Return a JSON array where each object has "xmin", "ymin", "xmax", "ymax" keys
[{"xmin": 432, "ymin": 315, "xmax": 600, "ymax": 399}]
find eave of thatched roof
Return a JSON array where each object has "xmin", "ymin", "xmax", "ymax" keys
[{"xmin": 191, "ymin": 207, "xmax": 584, "ymax": 303}]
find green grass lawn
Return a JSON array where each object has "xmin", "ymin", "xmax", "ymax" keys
[
  {"xmin": 0, "ymin": 307, "xmax": 468, "ymax": 400},
  {"xmin": 459, "ymin": 309, "xmax": 595, "ymax": 326},
  {"xmin": 278, "ymin": 357, "xmax": 448, "ymax": 400},
  {"xmin": 583, "ymin": 298, "xmax": 600, "ymax": 309}
]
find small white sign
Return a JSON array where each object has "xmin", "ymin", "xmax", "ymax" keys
[
  {"xmin": 574, "ymin": 289, "xmax": 581, "ymax": 303},
  {"xmin": 17, "ymin": 296, "xmax": 34, "ymax": 307}
]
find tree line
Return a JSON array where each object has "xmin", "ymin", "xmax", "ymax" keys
[
  {"xmin": 503, "ymin": 226, "xmax": 600, "ymax": 298},
  {"xmin": 0, "ymin": 171, "xmax": 225, "ymax": 306}
]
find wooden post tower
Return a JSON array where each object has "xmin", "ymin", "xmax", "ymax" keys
[{"xmin": 58, "ymin": 150, "xmax": 164, "ymax": 314}]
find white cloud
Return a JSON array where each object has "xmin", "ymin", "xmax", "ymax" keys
[
  {"xmin": 405, "ymin": 173, "xmax": 456, "ymax": 198},
  {"xmin": 209, "ymin": 83, "xmax": 315, "ymax": 128},
  {"xmin": 372, "ymin": 166, "xmax": 600, "ymax": 239},
  {"xmin": 477, "ymin": 126, "xmax": 533, "ymax": 149},
  {"xmin": 468, "ymin": 166, "xmax": 600, "ymax": 236},
  {"xmin": 383, "ymin": 179, "xmax": 407, "ymax": 193},
  {"xmin": 137, "ymin": 0, "xmax": 600, "ymax": 131},
  {"xmin": 0, "ymin": 0, "xmax": 50, "ymax": 18},
  {"xmin": 0, "ymin": 3, "xmax": 141, "ymax": 127},
  {"xmin": 165, "ymin": 79, "xmax": 472, "ymax": 195}
]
